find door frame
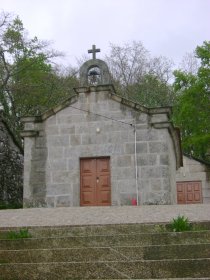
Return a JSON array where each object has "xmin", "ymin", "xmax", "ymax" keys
[
  {"xmin": 176, "ymin": 180, "xmax": 203, "ymax": 204},
  {"xmin": 80, "ymin": 156, "xmax": 111, "ymax": 206}
]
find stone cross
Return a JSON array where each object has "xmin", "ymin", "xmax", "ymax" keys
[{"xmin": 88, "ymin": 45, "xmax": 100, "ymax": 59}]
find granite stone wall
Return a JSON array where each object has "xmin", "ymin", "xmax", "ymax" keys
[
  {"xmin": 22, "ymin": 86, "xmax": 181, "ymax": 207},
  {"xmin": 0, "ymin": 116, "xmax": 23, "ymax": 206}
]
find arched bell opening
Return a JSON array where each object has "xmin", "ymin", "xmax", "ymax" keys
[{"xmin": 87, "ymin": 66, "xmax": 101, "ymax": 85}]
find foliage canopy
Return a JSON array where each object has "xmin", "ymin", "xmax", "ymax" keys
[
  {"xmin": 0, "ymin": 12, "xmax": 78, "ymax": 144},
  {"xmin": 173, "ymin": 41, "xmax": 210, "ymax": 161}
]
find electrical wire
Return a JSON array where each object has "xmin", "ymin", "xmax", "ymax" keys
[{"xmin": 69, "ymin": 105, "xmax": 134, "ymax": 127}]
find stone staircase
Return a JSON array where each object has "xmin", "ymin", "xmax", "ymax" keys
[{"xmin": 0, "ymin": 223, "xmax": 210, "ymax": 279}]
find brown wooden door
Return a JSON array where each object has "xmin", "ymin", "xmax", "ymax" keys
[
  {"xmin": 80, "ymin": 157, "xmax": 111, "ymax": 206},
  {"xmin": 177, "ymin": 181, "xmax": 202, "ymax": 204}
]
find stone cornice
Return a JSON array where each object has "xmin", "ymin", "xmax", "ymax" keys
[
  {"xmin": 21, "ymin": 85, "xmax": 172, "ymax": 124},
  {"xmin": 20, "ymin": 131, "xmax": 39, "ymax": 137}
]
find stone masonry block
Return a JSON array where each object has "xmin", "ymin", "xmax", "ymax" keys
[
  {"xmin": 137, "ymin": 129, "xmax": 160, "ymax": 141},
  {"xmin": 136, "ymin": 142, "xmax": 148, "ymax": 153},
  {"xmin": 160, "ymin": 166, "xmax": 169, "ymax": 178},
  {"xmin": 136, "ymin": 113, "xmax": 148, "ymax": 124},
  {"xmin": 32, "ymin": 148, "xmax": 47, "ymax": 160},
  {"xmin": 82, "ymin": 135, "xmax": 95, "ymax": 145},
  {"xmin": 99, "ymin": 143, "xmax": 123, "ymax": 155},
  {"xmin": 60, "ymin": 126, "xmax": 75, "ymax": 135},
  {"xmin": 117, "ymin": 155, "xmax": 132, "ymax": 167},
  {"xmin": 75, "ymin": 124, "xmax": 89, "ymax": 134},
  {"xmin": 48, "ymin": 147, "xmax": 63, "ymax": 159},
  {"xmin": 31, "ymin": 183, "xmax": 46, "ymax": 197},
  {"xmin": 56, "ymin": 195, "xmax": 71, "ymax": 207},
  {"xmin": 52, "ymin": 171, "xmax": 71, "ymax": 184},
  {"xmin": 96, "ymin": 134, "xmax": 108, "ymax": 144},
  {"xmin": 112, "ymin": 167, "xmax": 135, "ymax": 180},
  {"xmin": 150, "ymin": 179, "xmax": 162, "ymax": 191},
  {"xmin": 150, "ymin": 114, "xmax": 168, "ymax": 123},
  {"xmin": 140, "ymin": 179, "xmax": 151, "ymax": 191},
  {"xmin": 47, "ymin": 116, "xmax": 57, "ymax": 126},
  {"xmin": 162, "ymin": 178, "xmax": 170, "ymax": 191},
  {"xmin": 141, "ymin": 167, "xmax": 162, "ymax": 179},
  {"xmin": 136, "ymin": 130, "xmax": 148, "ymax": 141},
  {"xmin": 35, "ymin": 137, "xmax": 46, "ymax": 148},
  {"xmin": 109, "ymin": 100, "xmax": 120, "ymax": 111},
  {"xmin": 120, "ymin": 130, "xmax": 135, "ymax": 142},
  {"xmin": 46, "ymin": 126, "xmax": 59, "ymax": 135},
  {"xmin": 49, "ymin": 159, "xmax": 68, "ymax": 171},
  {"xmin": 107, "ymin": 132, "xmax": 121, "ymax": 143},
  {"xmin": 32, "ymin": 160, "xmax": 46, "ymax": 171},
  {"xmin": 46, "ymin": 196, "xmax": 55, "ymax": 207},
  {"xmin": 160, "ymin": 154, "xmax": 169, "ymax": 165},
  {"xmin": 68, "ymin": 159, "xmax": 79, "ymax": 170},
  {"xmin": 125, "ymin": 143, "xmax": 135, "ymax": 154},
  {"xmin": 48, "ymin": 135, "xmax": 69, "ymax": 147},
  {"xmin": 137, "ymin": 154, "xmax": 157, "ymax": 166},
  {"xmin": 149, "ymin": 142, "xmax": 168, "ymax": 153},
  {"xmin": 70, "ymin": 135, "xmax": 81, "ymax": 146},
  {"xmin": 117, "ymin": 179, "xmax": 136, "ymax": 192},
  {"xmin": 47, "ymin": 183, "xmax": 71, "ymax": 196},
  {"xmin": 141, "ymin": 166, "xmax": 168, "ymax": 178},
  {"xmin": 24, "ymin": 123, "xmax": 35, "ymax": 130}
]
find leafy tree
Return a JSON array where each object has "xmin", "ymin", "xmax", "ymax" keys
[
  {"xmin": 0, "ymin": 12, "xmax": 78, "ymax": 144},
  {"xmin": 173, "ymin": 41, "xmax": 210, "ymax": 161}
]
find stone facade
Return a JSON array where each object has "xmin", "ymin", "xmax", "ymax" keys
[
  {"xmin": 176, "ymin": 155, "xmax": 210, "ymax": 203},
  {"xmin": 21, "ymin": 85, "xmax": 182, "ymax": 207},
  {"xmin": 0, "ymin": 111, "xmax": 23, "ymax": 206}
]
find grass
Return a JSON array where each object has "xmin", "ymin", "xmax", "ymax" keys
[{"xmin": 6, "ymin": 228, "xmax": 32, "ymax": 239}]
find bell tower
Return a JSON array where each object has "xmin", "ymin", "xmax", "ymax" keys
[{"xmin": 79, "ymin": 44, "xmax": 111, "ymax": 86}]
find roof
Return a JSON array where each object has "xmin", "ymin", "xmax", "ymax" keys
[{"xmin": 184, "ymin": 153, "xmax": 210, "ymax": 166}]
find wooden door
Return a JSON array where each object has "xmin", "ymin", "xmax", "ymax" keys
[
  {"xmin": 80, "ymin": 157, "xmax": 111, "ymax": 206},
  {"xmin": 177, "ymin": 181, "xmax": 202, "ymax": 204}
]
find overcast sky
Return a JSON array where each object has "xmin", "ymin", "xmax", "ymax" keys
[{"xmin": 1, "ymin": 0, "xmax": 210, "ymax": 68}]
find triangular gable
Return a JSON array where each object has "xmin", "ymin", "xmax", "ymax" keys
[{"xmin": 21, "ymin": 85, "xmax": 182, "ymax": 169}]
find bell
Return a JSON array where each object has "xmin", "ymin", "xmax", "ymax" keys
[{"xmin": 88, "ymin": 69, "xmax": 99, "ymax": 77}]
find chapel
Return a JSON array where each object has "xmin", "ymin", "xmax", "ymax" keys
[{"xmin": 21, "ymin": 45, "xmax": 182, "ymax": 207}]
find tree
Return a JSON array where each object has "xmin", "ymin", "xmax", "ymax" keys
[
  {"xmin": 105, "ymin": 41, "xmax": 174, "ymax": 107},
  {"xmin": 0, "ymin": 12, "xmax": 78, "ymax": 143},
  {"xmin": 179, "ymin": 52, "xmax": 200, "ymax": 75},
  {"xmin": 127, "ymin": 74, "xmax": 175, "ymax": 107},
  {"xmin": 173, "ymin": 41, "xmax": 210, "ymax": 161}
]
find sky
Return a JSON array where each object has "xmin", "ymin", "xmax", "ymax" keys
[{"xmin": 1, "ymin": 0, "xmax": 210, "ymax": 68}]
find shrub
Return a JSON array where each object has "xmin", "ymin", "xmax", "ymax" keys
[{"xmin": 170, "ymin": 215, "xmax": 192, "ymax": 232}]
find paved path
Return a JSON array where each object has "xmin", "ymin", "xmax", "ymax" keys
[{"xmin": 0, "ymin": 204, "xmax": 210, "ymax": 228}]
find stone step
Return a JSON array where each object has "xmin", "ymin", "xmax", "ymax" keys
[
  {"xmin": 0, "ymin": 259, "xmax": 210, "ymax": 279},
  {"xmin": 1, "ymin": 221, "xmax": 210, "ymax": 238},
  {"xmin": 27, "ymin": 221, "xmax": 210, "ymax": 237},
  {"xmin": 1, "ymin": 230, "xmax": 210, "ymax": 250},
  {"xmin": 0, "ymin": 243, "xmax": 210, "ymax": 263}
]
